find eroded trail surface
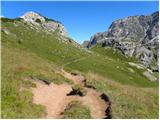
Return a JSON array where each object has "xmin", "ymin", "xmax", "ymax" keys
[
  {"xmin": 59, "ymin": 69, "xmax": 85, "ymax": 84},
  {"xmin": 31, "ymin": 69, "xmax": 109, "ymax": 119},
  {"xmin": 32, "ymin": 81, "xmax": 71, "ymax": 118}
]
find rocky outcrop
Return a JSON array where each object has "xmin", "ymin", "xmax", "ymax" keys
[
  {"xmin": 88, "ymin": 11, "xmax": 159, "ymax": 71},
  {"xmin": 82, "ymin": 40, "xmax": 90, "ymax": 48},
  {"xmin": 1, "ymin": 12, "xmax": 83, "ymax": 48},
  {"xmin": 20, "ymin": 11, "xmax": 68, "ymax": 36}
]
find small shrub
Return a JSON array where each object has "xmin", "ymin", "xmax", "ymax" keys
[{"xmin": 35, "ymin": 19, "xmax": 41, "ymax": 23}]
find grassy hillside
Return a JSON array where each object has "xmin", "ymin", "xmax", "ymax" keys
[
  {"xmin": 85, "ymin": 72, "xmax": 158, "ymax": 118},
  {"xmin": 65, "ymin": 45, "xmax": 158, "ymax": 87},
  {"xmin": 1, "ymin": 18, "xmax": 159, "ymax": 118},
  {"xmin": 2, "ymin": 41, "xmax": 75, "ymax": 118}
]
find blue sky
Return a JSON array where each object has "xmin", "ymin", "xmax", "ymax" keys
[{"xmin": 1, "ymin": 1, "xmax": 158, "ymax": 44}]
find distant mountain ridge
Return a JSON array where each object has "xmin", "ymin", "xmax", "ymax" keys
[{"xmin": 86, "ymin": 11, "xmax": 159, "ymax": 71}]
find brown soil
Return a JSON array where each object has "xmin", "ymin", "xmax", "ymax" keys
[{"xmin": 31, "ymin": 69, "xmax": 109, "ymax": 119}]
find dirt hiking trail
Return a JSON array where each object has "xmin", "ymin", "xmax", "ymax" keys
[{"xmin": 31, "ymin": 68, "xmax": 109, "ymax": 119}]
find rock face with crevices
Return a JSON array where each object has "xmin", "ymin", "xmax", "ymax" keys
[
  {"xmin": 20, "ymin": 11, "xmax": 68, "ymax": 37},
  {"xmin": 87, "ymin": 11, "xmax": 159, "ymax": 71}
]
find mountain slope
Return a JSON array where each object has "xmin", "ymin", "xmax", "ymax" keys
[
  {"xmin": 87, "ymin": 11, "xmax": 159, "ymax": 71},
  {"xmin": 1, "ymin": 12, "xmax": 159, "ymax": 118}
]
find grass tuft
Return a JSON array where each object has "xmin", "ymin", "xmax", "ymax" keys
[{"xmin": 62, "ymin": 101, "xmax": 92, "ymax": 119}]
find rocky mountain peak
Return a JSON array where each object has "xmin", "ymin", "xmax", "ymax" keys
[
  {"xmin": 88, "ymin": 11, "xmax": 159, "ymax": 71},
  {"xmin": 20, "ymin": 11, "xmax": 68, "ymax": 37},
  {"xmin": 20, "ymin": 11, "xmax": 45, "ymax": 23}
]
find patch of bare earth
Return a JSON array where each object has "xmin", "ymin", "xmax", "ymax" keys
[
  {"xmin": 31, "ymin": 81, "xmax": 71, "ymax": 118},
  {"xmin": 58, "ymin": 69, "xmax": 85, "ymax": 85},
  {"xmin": 31, "ymin": 69, "xmax": 109, "ymax": 118}
]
